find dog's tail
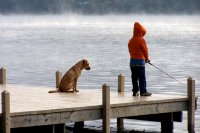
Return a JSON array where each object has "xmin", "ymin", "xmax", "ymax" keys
[{"xmin": 48, "ymin": 90, "xmax": 59, "ymax": 93}]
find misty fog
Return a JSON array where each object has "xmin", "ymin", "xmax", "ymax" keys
[{"xmin": 0, "ymin": 0, "xmax": 199, "ymax": 14}]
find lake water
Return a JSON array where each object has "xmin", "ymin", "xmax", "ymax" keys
[{"xmin": 0, "ymin": 14, "xmax": 199, "ymax": 133}]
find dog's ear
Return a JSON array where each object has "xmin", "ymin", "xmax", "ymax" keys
[{"xmin": 83, "ymin": 59, "xmax": 88, "ymax": 65}]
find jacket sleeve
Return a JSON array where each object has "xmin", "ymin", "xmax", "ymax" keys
[
  {"xmin": 140, "ymin": 39, "xmax": 149, "ymax": 61},
  {"xmin": 128, "ymin": 39, "xmax": 134, "ymax": 57}
]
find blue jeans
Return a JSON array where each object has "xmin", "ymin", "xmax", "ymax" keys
[{"xmin": 130, "ymin": 66, "xmax": 147, "ymax": 94}]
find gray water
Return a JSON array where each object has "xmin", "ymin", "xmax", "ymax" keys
[{"xmin": 0, "ymin": 14, "xmax": 199, "ymax": 133}]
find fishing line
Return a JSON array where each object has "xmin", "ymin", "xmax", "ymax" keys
[{"xmin": 148, "ymin": 62, "xmax": 184, "ymax": 85}]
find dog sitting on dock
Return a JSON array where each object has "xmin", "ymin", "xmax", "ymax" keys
[{"xmin": 49, "ymin": 59, "xmax": 91, "ymax": 93}]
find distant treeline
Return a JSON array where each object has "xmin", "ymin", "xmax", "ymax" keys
[{"xmin": 0, "ymin": 0, "xmax": 199, "ymax": 14}]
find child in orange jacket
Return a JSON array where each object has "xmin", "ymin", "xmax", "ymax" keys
[{"xmin": 128, "ymin": 22, "xmax": 151, "ymax": 96}]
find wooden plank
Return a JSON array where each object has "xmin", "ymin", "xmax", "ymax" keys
[
  {"xmin": 10, "ymin": 113, "xmax": 61, "ymax": 128},
  {"xmin": 0, "ymin": 84, "xmax": 190, "ymax": 129},
  {"xmin": 70, "ymin": 109, "xmax": 102, "ymax": 122},
  {"xmin": 7, "ymin": 101, "xmax": 188, "ymax": 128},
  {"xmin": 0, "ymin": 86, "xmax": 188, "ymax": 117},
  {"xmin": 0, "ymin": 85, "xmax": 188, "ymax": 113},
  {"xmin": 111, "ymin": 101, "xmax": 188, "ymax": 118},
  {"xmin": 61, "ymin": 109, "xmax": 102, "ymax": 123},
  {"xmin": 10, "ymin": 109, "xmax": 101, "ymax": 128}
]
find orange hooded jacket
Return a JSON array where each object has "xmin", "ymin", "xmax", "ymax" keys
[{"xmin": 128, "ymin": 22, "xmax": 149, "ymax": 62}]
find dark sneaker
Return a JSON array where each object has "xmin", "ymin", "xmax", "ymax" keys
[
  {"xmin": 140, "ymin": 92, "xmax": 152, "ymax": 96},
  {"xmin": 133, "ymin": 92, "xmax": 139, "ymax": 96}
]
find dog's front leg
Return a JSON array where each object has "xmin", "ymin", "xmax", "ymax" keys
[{"xmin": 74, "ymin": 79, "xmax": 79, "ymax": 92}]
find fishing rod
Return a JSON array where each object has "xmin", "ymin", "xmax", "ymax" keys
[{"xmin": 148, "ymin": 62, "xmax": 184, "ymax": 85}]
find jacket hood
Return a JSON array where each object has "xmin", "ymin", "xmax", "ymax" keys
[{"xmin": 133, "ymin": 22, "xmax": 146, "ymax": 37}]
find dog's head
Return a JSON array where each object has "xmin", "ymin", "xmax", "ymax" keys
[{"xmin": 82, "ymin": 59, "xmax": 91, "ymax": 70}]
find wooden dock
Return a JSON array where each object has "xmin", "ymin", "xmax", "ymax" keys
[{"xmin": 0, "ymin": 68, "xmax": 197, "ymax": 133}]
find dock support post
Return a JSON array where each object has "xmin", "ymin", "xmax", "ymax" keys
[
  {"xmin": 74, "ymin": 122, "xmax": 84, "ymax": 132},
  {"xmin": 55, "ymin": 124, "xmax": 65, "ymax": 133},
  {"xmin": 1, "ymin": 90, "xmax": 10, "ymax": 133},
  {"xmin": 161, "ymin": 113, "xmax": 173, "ymax": 133},
  {"xmin": 187, "ymin": 77, "xmax": 195, "ymax": 133},
  {"xmin": 56, "ymin": 71, "xmax": 62, "ymax": 88},
  {"xmin": 55, "ymin": 71, "xmax": 65, "ymax": 133},
  {"xmin": 117, "ymin": 74, "xmax": 124, "ymax": 131},
  {"xmin": 0, "ymin": 67, "xmax": 6, "ymax": 84},
  {"xmin": 118, "ymin": 74, "xmax": 125, "ymax": 92},
  {"xmin": 102, "ymin": 84, "xmax": 110, "ymax": 133}
]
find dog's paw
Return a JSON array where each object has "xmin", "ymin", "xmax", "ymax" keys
[{"xmin": 75, "ymin": 90, "xmax": 79, "ymax": 92}]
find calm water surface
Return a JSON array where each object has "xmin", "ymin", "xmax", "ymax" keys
[{"xmin": 0, "ymin": 14, "xmax": 199, "ymax": 133}]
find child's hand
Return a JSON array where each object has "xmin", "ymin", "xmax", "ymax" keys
[{"xmin": 146, "ymin": 59, "xmax": 151, "ymax": 63}]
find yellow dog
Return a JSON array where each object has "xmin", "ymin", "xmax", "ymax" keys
[{"xmin": 49, "ymin": 59, "xmax": 91, "ymax": 93}]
